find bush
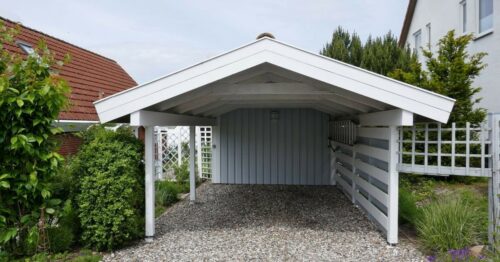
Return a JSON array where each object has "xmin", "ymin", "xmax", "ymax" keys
[
  {"xmin": 156, "ymin": 181, "xmax": 181, "ymax": 207},
  {"xmin": 399, "ymin": 187, "xmax": 420, "ymax": 226},
  {"xmin": 416, "ymin": 195, "xmax": 482, "ymax": 252},
  {"xmin": 173, "ymin": 162, "xmax": 189, "ymax": 183},
  {"xmin": 70, "ymin": 126, "xmax": 144, "ymax": 251},
  {"xmin": 47, "ymin": 226, "xmax": 74, "ymax": 253}
]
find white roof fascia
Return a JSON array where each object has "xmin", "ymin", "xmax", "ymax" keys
[{"xmin": 94, "ymin": 37, "xmax": 455, "ymax": 123}]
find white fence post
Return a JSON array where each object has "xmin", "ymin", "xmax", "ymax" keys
[
  {"xmin": 387, "ymin": 126, "xmax": 399, "ymax": 244},
  {"xmin": 196, "ymin": 127, "xmax": 202, "ymax": 177},
  {"xmin": 189, "ymin": 126, "xmax": 196, "ymax": 202},
  {"xmin": 488, "ymin": 114, "xmax": 500, "ymax": 245},
  {"xmin": 177, "ymin": 127, "xmax": 182, "ymax": 166}
]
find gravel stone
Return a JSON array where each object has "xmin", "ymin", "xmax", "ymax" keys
[{"xmin": 104, "ymin": 183, "xmax": 425, "ymax": 261}]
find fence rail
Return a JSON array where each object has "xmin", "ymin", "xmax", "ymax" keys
[{"xmin": 331, "ymin": 124, "xmax": 398, "ymax": 243}]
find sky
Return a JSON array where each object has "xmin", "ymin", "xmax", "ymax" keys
[{"xmin": 0, "ymin": 0, "xmax": 408, "ymax": 84}]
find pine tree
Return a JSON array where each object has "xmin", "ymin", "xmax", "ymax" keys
[{"xmin": 321, "ymin": 28, "xmax": 414, "ymax": 76}]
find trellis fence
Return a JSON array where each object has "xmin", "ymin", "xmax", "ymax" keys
[
  {"xmin": 155, "ymin": 126, "xmax": 212, "ymax": 180},
  {"xmin": 331, "ymin": 117, "xmax": 500, "ymax": 245},
  {"xmin": 398, "ymin": 123, "xmax": 491, "ymax": 177}
]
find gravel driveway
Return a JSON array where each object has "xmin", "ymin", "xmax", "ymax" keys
[{"xmin": 104, "ymin": 183, "xmax": 424, "ymax": 261}]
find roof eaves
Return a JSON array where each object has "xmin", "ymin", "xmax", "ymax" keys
[{"xmin": 399, "ymin": 0, "xmax": 417, "ymax": 47}]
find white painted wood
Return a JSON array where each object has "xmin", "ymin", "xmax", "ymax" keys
[
  {"xmin": 452, "ymin": 123, "xmax": 456, "ymax": 174},
  {"xmin": 466, "ymin": 122, "xmax": 470, "ymax": 175},
  {"xmin": 130, "ymin": 110, "xmax": 217, "ymax": 126},
  {"xmin": 217, "ymin": 109, "xmax": 329, "ymax": 185},
  {"xmin": 95, "ymin": 38, "xmax": 454, "ymax": 124},
  {"xmin": 359, "ymin": 109, "xmax": 414, "ymax": 126},
  {"xmin": 189, "ymin": 126, "xmax": 196, "ymax": 202},
  {"xmin": 488, "ymin": 114, "xmax": 500, "ymax": 245},
  {"xmin": 354, "ymin": 174, "xmax": 389, "ymax": 204},
  {"xmin": 212, "ymin": 118, "xmax": 221, "ymax": 183},
  {"xmin": 177, "ymin": 127, "xmax": 182, "ymax": 166},
  {"xmin": 331, "ymin": 121, "xmax": 396, "ymax": 244},
  {"xmin": 144, "ymin": 126, "xmax": 155, "ymax": 238},
  {"xmin": 398, "ymin": 164, "xmax": 492, "ymax": 177},
  {"xmin": 358, "ymin": 127, "xmax": 390, "ymax": 140},
  {"xmin": 387, "ymin": 126, "xmax": 399, "ymax": 244},
  {"xmin": 355, "ymin": 189, "xmax": 389, "ymax": 228},
  {"xmin": 355, "ymin": 144, "xmax": 389, "ymax": 162},
  {"xmin": 355, "ymin": 159, "xmax": 388, "ymax": 183}
]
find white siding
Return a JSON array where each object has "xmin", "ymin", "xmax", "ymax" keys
[
  {"xmin": 405, "ymin": 0, "xmax": 500, "ymax": 113},
  {"xmin": 216, "ymin": 108, "xmax": 330, "ymax": 185}
]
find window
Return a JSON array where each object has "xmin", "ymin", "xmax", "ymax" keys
[
  {"xmin": 17, "ymin": 42, "xmax": 35, "ymax": 55},
  {"xmin": 426, "ymin": 23, "xmax": 431, "ymax": 49},
  {"xmin": 479, "ymin": 0, "xmax": 493, "ymax": 33},
  {"xmin": 460, "ymin": 0, "xmax": 467, "ymax": 33},
  {"xmin": 413, "ymin": 30, "xmax": 422, "ymax": 56}
]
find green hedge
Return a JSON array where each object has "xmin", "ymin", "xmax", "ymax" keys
[{"xmin": 70, "ymin": 126, "xmax": 144, "ymax": 251}]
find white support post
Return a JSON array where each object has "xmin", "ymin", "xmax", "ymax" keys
[
  {"xmin": 351, "ymin": 145, "xmax": 357, "ymax": 204},
  {"xmin": 330, "ymin": 148, "xmax": 337, "ymax": 185},
  {"xmin": 144, "ymin": 126, "xmax": 155, "ymax": 240},
  {"xmin": 387, "ymin": 126, "xmax": 399, "ymax": 245},
  {"xmin": 212, "ymin": 118, "xmax": 221, "ymax": 183},
  {"xmin": 189, "ymin": 126, "xmax": 196, "ymax": 202}
]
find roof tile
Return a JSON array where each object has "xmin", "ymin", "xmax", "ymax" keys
[{"xmin": 1, "ymin": 17, "xmax": 137, "ymax": 121}]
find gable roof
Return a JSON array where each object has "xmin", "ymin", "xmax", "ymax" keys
[
  {"xmin": 95, "ymin": 37, "xmax": 454, "ymax": 123},
  {"xmin": 399, "ymin": 0, "xmax": 418, "ymax": 47},
  {"xmin": 1, "ymin": 17, "xmax": 137, "ymax": 121}
]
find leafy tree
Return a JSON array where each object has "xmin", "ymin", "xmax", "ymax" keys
[
  {"xmin": 0, "ymin": 22, "xmax": 70, "ymax": 255},
  {"xmin": 390, "ymin": 31, "xmax": 486, "ymax": 124},
  {"xmin": 321, "ymin": 27, "xmax": 415, "ymax": 75}
]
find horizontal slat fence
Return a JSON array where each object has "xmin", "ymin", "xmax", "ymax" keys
[
  {"xmin": 331, "ymin": 123, "xmax": 397, "ymax": 243},
  {"xmin": 398, "ymin": 123, "xmax": 492, "ymax": 177}
]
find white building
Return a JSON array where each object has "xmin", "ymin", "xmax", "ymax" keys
[{"xmin": 399, "ymin": 0, "xmax": 499, "ymax": 113}]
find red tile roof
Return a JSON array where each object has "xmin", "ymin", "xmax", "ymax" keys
[{"xmin": 1, "ymin": 17, "xmax": 137, "ymax": 121}]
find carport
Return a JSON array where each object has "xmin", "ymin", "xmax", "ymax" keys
[{"xmin": 94, "ymin": 36, "xmax": 454, "ymax": 245}]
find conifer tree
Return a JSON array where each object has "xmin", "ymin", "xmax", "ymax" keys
[
  {"xmin": 389, "ymin": 31, "xmax": 486, "ymax": 124},
  {"xmin": 321, "ymin": 28, "xmax": 414, "ymax": 76}
]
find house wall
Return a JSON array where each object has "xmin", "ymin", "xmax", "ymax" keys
[
  {"xmin": 57, "ymin": 133, "xmax": 83, "ymax": 156},
  {"xmin": 214, "ymin": 108, "xmax": 330, "ymax": 185},
  {"xmin": 404, "ymin": 0, "xmax": 500, "ymax": 113}
]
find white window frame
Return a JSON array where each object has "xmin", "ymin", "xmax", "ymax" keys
[
  {"xmin": 476, "ymin": 0, "xmax": 493, "ymax": 37},
  {"xmin": 413, "ymin": 30, "xmax": 422, "ymax": 56},
  {"xmin": 460, "ymin": 0, "xmax": 468, "ymax": 34},
  {"xmin": 426, "ymin": 23, "xmax": 431, "ymax": 51},
  {"xmin": 16, "ymin": 41, "xmax": 35, "ymax": 55}
]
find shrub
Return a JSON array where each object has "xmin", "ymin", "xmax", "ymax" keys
[
  {"xmin": 0, "ymin": 22, "xmax": 70, "ymax": 254},
  {"xmin": 47, "ymin": 226, "xmax": 74, "ymax": 253},
  {"xmin": 71, "ymin": 126, "xmax": 144, "ymax": 251},
  {"xmin": 173, "ymin": 162, "xmax": 189, "ymax": 183},
  {"xmin": 399, "ymin": 187, "xmax": 420, "ymax": 226},
  {"xmin": 416, "ymin": 195, "xmax": 482, "ymax": 252},
  {"xmin": 155, "ymin": 181, "xmax": 181, "ymax": 207}
]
